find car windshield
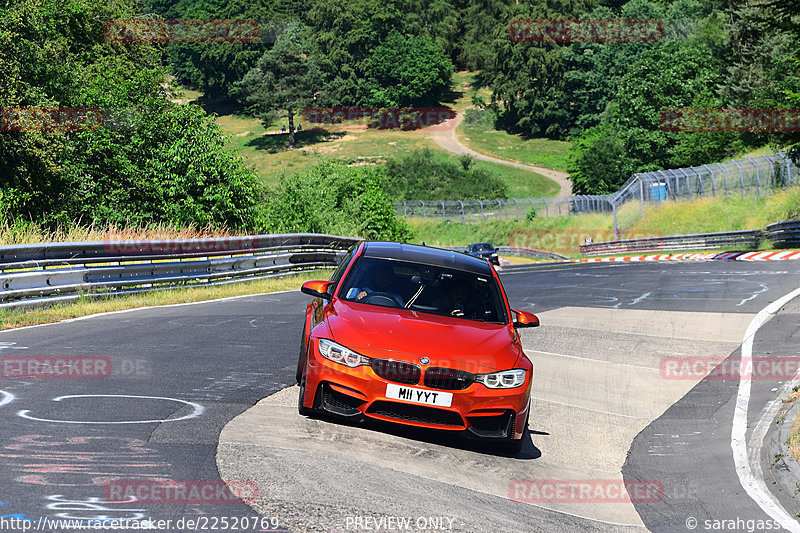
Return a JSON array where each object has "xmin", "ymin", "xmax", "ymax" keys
[
  {"xmin": 339, "ymin": 257, "xmax": 507, "ymax": 324},
  {"xmin": 471, "ymin": 243, "xmax": 492, "ymax": 252}
]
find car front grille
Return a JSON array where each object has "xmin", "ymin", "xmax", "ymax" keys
[
  {"xmin": 370, "ymin": 359, "xmax": 421, "ymax": 385},
  {"xmin": 423, "ymin": 367, "xmax": 475, "ymax": 390},
  {"xmin": 366, "ymin": 401, "xmax": 464, "ymax": 427}
]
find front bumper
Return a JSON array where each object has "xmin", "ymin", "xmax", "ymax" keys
[{"xmin": 302, "ymin": 343, "xmax": 531, "ymax": 440}]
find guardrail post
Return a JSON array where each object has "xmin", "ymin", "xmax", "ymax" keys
[
  {"xmin": 440, "ymin": 200, "xmax": 446, "ymax": 222},
  {"xmin": 420, "ymin": 200, "xmax": 426, "ymax": 220},
  {"xmin": 403, "ymin": 201, "xmax": 408, "ymax": 217},
  {"xmin": 513, "ymin": 198, "xmax": 519, "ymax": 220},
  {"xmin": 497, "ymin": 199, "xmax": 503, "ymax": 219},
  {"xmin": 458, "ymin": 200, "xmax": 465, "ymax": 223},
  {"xmin": 479, "ymin": 200, "xmax": 485, "ymax": 220},
  {"xmin": 542, "ymin": 198, "xmax": 548, "ymax": 216}
]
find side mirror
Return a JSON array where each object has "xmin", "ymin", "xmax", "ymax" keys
[
  {"xmin": 512, "ymin": 309, "xmax": 539, "ymax": 328},
  {"xmin": 301, "ymin": 280, "xmax": 333, "ymax": 300}
]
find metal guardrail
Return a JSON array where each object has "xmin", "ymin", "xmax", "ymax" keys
[
  {"xmin": 496, "ymin": 246, "xmax": 567, "ymax": 261},
  {"xmin": 579, "ymin": 230, "xmax": 764, "ymax": 255},
  {"xmin": 0, "ymin": 234, "xmax": 360, "ymax": 310},
  {"xmin": 441, "ymin": 245, "xmax": 567, "ymax": 261},
  {"xmin": 766, "ymin": 220, "xmax": 800, "ymax": 247}
]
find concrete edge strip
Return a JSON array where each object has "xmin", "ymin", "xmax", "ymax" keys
[
  {"xmin": 219, "ymin": 400, "xmax": 647, "ymax": 530},
  {"xmin": 731, "ymin": 287, "xmax": 800, "ymax": 532},
  {"xmin": 567, "ymin": 250, "xmax": 800, "ymax": 264}
]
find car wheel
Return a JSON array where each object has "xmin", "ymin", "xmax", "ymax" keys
[
  {"xmin": 298, "ymin": 377, "xmax": 314, "ymax": 417},
  {"xmin": 296, "ymin": 330, "xmax": 307, "ymax": 385}
]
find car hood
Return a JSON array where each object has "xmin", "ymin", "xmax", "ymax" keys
[{"xmin": 325, "ymin": 300, "xmax": 520, "ymax": 372}]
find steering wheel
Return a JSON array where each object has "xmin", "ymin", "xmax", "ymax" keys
[{"xmin": 362, "ymin": 292, "xmax": 401, "ymax": 307}]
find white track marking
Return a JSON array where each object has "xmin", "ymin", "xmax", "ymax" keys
[
  {"xmin": 0, "ymin": 390, "xmax": 15, "ymax": 407},
  {"xmin": 528, "ymin": 350, "xmax": 659, "ymax": 371},
  {"xmin": 731, "ymin": 287, "xmax": 800, "ymax": 532},
  {"xmin": 0, "ymin": 289, "xmax": 298, "ymax": 334},
  {"xmin": 530, "ymin": 396, "xmax": 651, "ymax": 420},
  {"xmin": 17, "ymin": 394, "xmax": 204, "ymax": 424}
]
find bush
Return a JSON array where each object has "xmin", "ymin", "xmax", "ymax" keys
[
  {"xmin": 383, "ymin": 149, "xmax": 508, "ymax": 200},
  {"xmin": 265, "ymin": 160, "xmax": 412, "ymax": 241},
  {"xmin": 462, "ymin": 107, "xmax": 497, "ymax": 130}
]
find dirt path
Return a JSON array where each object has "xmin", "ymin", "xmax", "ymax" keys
[{"xmin": 429, "ymin": 111, "xmax": 573, "ymax": 197}]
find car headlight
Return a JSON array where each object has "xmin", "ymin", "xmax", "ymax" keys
[
  {"xmin": 318, "ymin": 339, "xmax": 370, "ymax": 368},
  {"xmin": 475, "ymin": 369, "xmax": 526, "ymax": 389}
]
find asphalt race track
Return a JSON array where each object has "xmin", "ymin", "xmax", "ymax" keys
[{"xmin": 2, "ymin": 261, "xmax": 800, "ymax": 532}]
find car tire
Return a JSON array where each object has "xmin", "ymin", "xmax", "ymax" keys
[{"xmin": 298, "ymin": 377, "xmax": 314, "ymax": 417}]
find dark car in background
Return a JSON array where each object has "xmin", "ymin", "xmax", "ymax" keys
[{"xmin": 467, "ymin": 243, "xmax": 500, "ymax": 265}]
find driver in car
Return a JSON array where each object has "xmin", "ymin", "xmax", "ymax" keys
[{"xmin": 346, "ymin": 264, "xmax": 405, "ymax": 306}]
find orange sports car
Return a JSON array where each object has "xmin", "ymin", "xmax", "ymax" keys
[{"xmin": 296, "ymin": 241, "xmax": 538, "ymax": 453}]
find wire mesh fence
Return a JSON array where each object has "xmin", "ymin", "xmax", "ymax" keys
[
  {"xmin": 395, "ymin": 152, "xmax": 800, "ymax": 233},
  {"xmin": 394, "ymin": 195, "xmax": 613, "ymax": 223}
]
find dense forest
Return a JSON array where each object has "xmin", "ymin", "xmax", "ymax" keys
[{"xmin": 1, "ymin": 0, "xmax": 798, "ymax": 236}]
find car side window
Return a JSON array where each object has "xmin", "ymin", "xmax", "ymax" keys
[{"xmin": 328, "ymin": 247, "xmax": 355, "ymax": 294}]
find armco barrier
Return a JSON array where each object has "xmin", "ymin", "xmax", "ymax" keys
[
  {"xmin": 496, "ymin": 246, "xmax": 568, "ymax": 261},
  {"xmin": 579, "ymin": 230, "xmax": 764, "ymax": 255},
  {"xmin": 0, "ymin": 234, "xmax": 360, "ymax": 309},
  {"xmin": 766, "ymin": 220, "xmax": 800, "ymax": 247}
]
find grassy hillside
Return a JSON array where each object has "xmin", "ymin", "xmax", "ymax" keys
[{"xmin": 410, "ymin": 187, "xmax": 800, "ymax": 255}]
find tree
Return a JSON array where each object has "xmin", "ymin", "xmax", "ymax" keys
[
  {"xmin": 1, "ymin": 0, "xmax": 266, "ymax": 230},
  {"xmin": 143, "ymin": 0, "xmax": 283, "ymax": 100},
  {"xmin": 568, "ymin": 124, "xmax": 631, "ymax": 195},
  {"xmin": 235, "ymin": 23, "xmax": 322, "ymax": 148},
  {"xmin": 362, "ymin": 31, "xmax": 453, "ymax": 107}
]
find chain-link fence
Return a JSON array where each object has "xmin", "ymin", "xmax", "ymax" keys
[
  {"xmin": 395, "ymin": 152, "xmax": 800, "ymax": 233},
  {"xmin": 394, "ymin": 196, "xmax": 613, "ymax": 223}
]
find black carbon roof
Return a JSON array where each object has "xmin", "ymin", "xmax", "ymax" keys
[{"xmin": 361, "ymin": 242, "xmax": 493, "ymax": 275}]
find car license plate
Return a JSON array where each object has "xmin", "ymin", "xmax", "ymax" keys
[{"xmin": 385, "ymin": 383, "xmax": 453, "ymax": 407}]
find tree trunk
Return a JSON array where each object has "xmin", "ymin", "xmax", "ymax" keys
[{"xmin": 288, "ymin": 110, "xmax": 295, "ymax": 149}]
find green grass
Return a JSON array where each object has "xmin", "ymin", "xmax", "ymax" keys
[
  {"xmin": 450, "ymin": 72, "xmax": 572, "ymax": 173},
  {"xmin": 457, "ymin": 125, "xmax": 572, "ymax": 172},
  {"xmin": 627, "ymin": 187, "xmax": 800, "ymax": 235},
  {"xmin": 408, "ymin": 187, "xmax": 800, "ymax": 256},
  {"xmin": 425, "ymin": 150, "xmax": 560, "ymax": 198},
  {"xmin": 217, "ymin": 107, "xmax": 559, "ymax": 196}
]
